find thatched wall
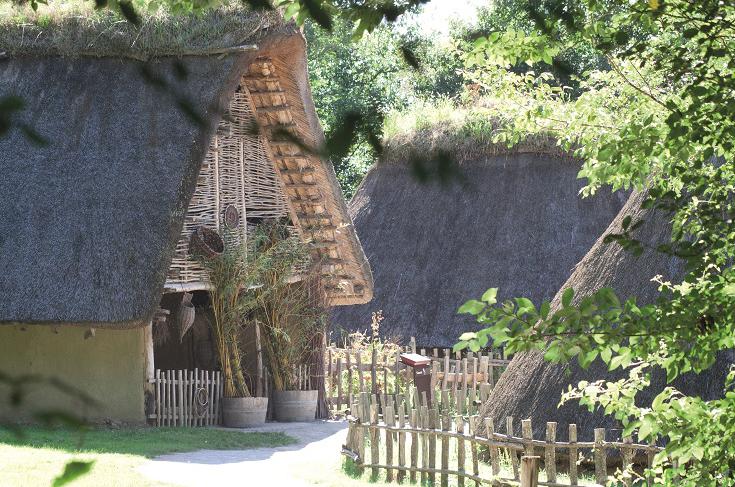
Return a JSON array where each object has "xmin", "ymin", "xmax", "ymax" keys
[
  {"xmin": 480, "ymin": 191, "xmax": 735, "ymax": 441},
  {"xmin": 330, "ymin": 153, "xmax": 628, "ymax": 347},
  {"xmin": 0, "ymin": 55, "xmax": 240, "ymax": 328}
]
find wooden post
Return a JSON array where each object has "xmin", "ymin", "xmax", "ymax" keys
[
  {"xmin": 520, "ymin": 456, "xmax": 540, "ymax": 487},
  {"xmin": 385, "ymin": 401, "xmax": 394, "ymax": 481},
  {"xmin": 420, "ymin": 404, "xmax": 429, "ymax": 485},
  {"xmin": 356, "ymin": 353, "xmax": 365, "ymax": 393},
  {"xmin": 507, "ymin": 417, "xmax": 519, "ymax": 479},
  {"xmin": 371, "ymin": 347, "xmax": 378, "ymax": 395},
  {"xmin": 336, "ymin": 358, "xmax": 343, "ymax": 411},
  {"xmin": 456, "ymin": 416, "xmax": 466, "ymax": 487},
  {"xmin": 409, "ymin": 408, "xmax": 418, "ymax": 483},
  {"xmin": 429, "ymin": 408, "xmax": 438, "ymax": 486},
  {"xmin": 397, "ymin": 400, "xmax": 406, "ymax": 482},
  {"xmin": 485, "ymin": 418, "xmax": 500, "ymax": 476},
  {"xmin": 594, "ymin": 428, "xmax": 607, "ymax": 485},
  {"xmin": 569, "ymin": 424, "xmax": 578, "ymax": 485},
  {"xmin": 545, "ymin": 422, "xmax": 557, "ymax": 483},
  {"xmin": 441, "ymin": 413, "xmax": 450, "ymax": 487},
  {"xmin": 470, "ymin": 415, "xmax": 480, "ymax": 486},
  {"xmin": 370, "ymin": 397, "xmax": 380, "ymax": 478},
  {"xmin": 346, "ymin": 351, "xmax": 353, "ymax": 405},
  {"xmin": 622, "ymin": 436, "xmax": 634, "ymax": 487},
  {"xmin": 442, "ymin": 350, "xmax": 450, "ymax": 391},
  {"xmin": 255, "ymin": 322, "xmax": 264, "ymax": 398},
  {"xmin": 155, "ymin": 369, "xmax": 161, "ymax": 427},
  {"xmin": 410, "ymin": 337, "xmax": 416, "ymax": 353},
  {"xmin": 522, "ymin": 419, "xmax": 535, "ymax": 456}
]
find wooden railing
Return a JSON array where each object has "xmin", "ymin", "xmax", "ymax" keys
[
  {"xmin": 149, "ymin": 369, "xmax": 223, "ymax": 427},
  {"xmin": 342, "ymin": 390, "xmax": 661, "ymax": 487},
  {"xmin": 326, "ymin": 337, "xmax": 510, "ymax": 415}
]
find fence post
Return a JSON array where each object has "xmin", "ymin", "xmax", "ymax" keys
[
  {"xmin": 569, "ymin": 424, "xmax": 578, "ymax": 485},
  {"xmin": 429, "ymin": 408, "xmax": 438, "ymax": 486},
  {"xmin": 507, "ymin": 417, "xmax": 519, "ymax": 479},
  {"xmin": 420, "ymin": 404, "xmax": 429, "ymax": 485},
  {"xmin": 545, "ymin": 422, "xmax": 557, "ymax": 483},
  {"xmin": 520, "ymin": 456, "xmax": 540, "ymax": 487},
  {"xmin": 409, "ymin": 407, "xmax": 418, "ymax": 483},
  {"xmin": 623, "ymin": 435, "xmax": 633, "ymax": 487},
  {"xmin": 356, "ymin": 352, "xmax": 364, "ymax": 393},
  {"xmin": 155, "ymin": 369, "xmax": 161, "ymax": 427},
  {"xmin": 441, "ymin": 412, "xmax": 450, "ymax": 487},
  {"xmin": 456, "ymin": 416, "xmax": 466, "ymax": 487},
  {"xmin": 485, "ymin": 418, "xmax": 500, "ymax": 476},
  {"xmin": 521, "ymin": 419, "xmax": 534, "ymax": 457},
  {"xmin": 470, "ymin": 415, "xmax": 480, "ymax": 486},
  {"xmin": 594, "ymin": 428, "xmax": 607, "ymax": 485},
  {"xmin": 385, "ymin": 400, "xmax": 394, "ymax": 481},
  {"xmin": 370, "ymin": 395, "xmax": 380, "ymax": 479},
  {"xmin": 371, "ymin": 347, "xmax": 378, "ymax": 395},
  {"xmin": 397, "ymin": 400, "xmax": 406, "ymax": 482}
]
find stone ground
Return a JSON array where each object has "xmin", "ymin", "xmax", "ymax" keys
[{"xmin": 138, "ymin": 420, "xmax": 350, "ymax": 486}]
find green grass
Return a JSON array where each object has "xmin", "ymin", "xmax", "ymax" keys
[
  {"xmin": 0, "ymin": 0, "xmax": 279, "ymax": 58},
  {"xmin": 0, "ymin": 426, "xmax": 295, "ymax": 487}
]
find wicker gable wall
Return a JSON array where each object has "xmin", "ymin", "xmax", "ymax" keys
[
  {"xmin": 165, "ymin": 82, "xmax": 289, "ymax": 288},
  {"xmin": 166, "ymin": 52, "xmax": 372, "ymax": 306}
]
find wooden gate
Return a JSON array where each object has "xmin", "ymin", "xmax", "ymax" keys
[{"xmin": 149, "ymin": 369, "xmax": 223, "ymax": 427}]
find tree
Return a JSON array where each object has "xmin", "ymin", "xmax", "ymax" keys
[{"xmin": 455, "ymin": 1, "xmax": 735, "ymax": 485}]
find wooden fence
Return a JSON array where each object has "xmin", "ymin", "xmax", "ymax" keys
[
  {"xmin": 342, "ymin": 391, "xmax": 661, "ymax": 487},
  {"xmin": 326, "ymin": 338, "xmax": 511, "ymax": 415},
  {"xmin": 149, "ymin": 369, "xmax": 223, "ymax": 427}
]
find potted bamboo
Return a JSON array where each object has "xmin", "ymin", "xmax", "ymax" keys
[
  {"xmin": 250, "ymin": 222, "xmax": 325, "ymax": 422},
  {"xmin": 204, "ymin": 239, "xmax": 268, "ymax": 428}
]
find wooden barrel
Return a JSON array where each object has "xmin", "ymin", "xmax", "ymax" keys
[
  {"xmin": 273, "ymin": 390, "xmax": 318, "ymax": 422},
  {"xmin": 222, "ymin": 397, "xmax": 268, "ymax": 428}
]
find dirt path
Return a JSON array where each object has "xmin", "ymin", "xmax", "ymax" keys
[{"xmin": 138, "ymin": 420, "xmax": 349, "ymax": 486}]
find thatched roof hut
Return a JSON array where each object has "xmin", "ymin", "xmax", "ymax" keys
[
  {"xmin": 0, "ymin": 6, "xmax": 372, "ymax": 422},
  {"xmin": 480, "ymin": 191, "xmax": 735, "ymax": 440},
  {"xmin": 330, "ymin": 142, "xmax": 628, "ymax": 347},
  {"xmin": 0, "ymin": 9, "xmax": 372, "ymax": 330}
]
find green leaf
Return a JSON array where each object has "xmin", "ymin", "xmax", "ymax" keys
[
  {"xmin": 600, "ymin": 347, "xmax": 612, "ymax": 364},
  {"xmin": 481, "ymin": 288, "xmax": 498, "ymax": 304},
  {"xmin": 562, "ymin": 288, "xmax": 574, "ymax": 308},
  {"xmin": 53, "ymin": 461, "xmax": 95, "ymax": 487},
  {"xmin": 452, "ymin": 341, "xmax": 469, "ymax": 353},
  {"xmin": 539, "ymin": 301, "xmax": 550, "ymax": 319},
  {"xmin": 458, "ymin": 300, "xmax": 485, "ymax": 315},
  {"xmin": 458, "ymin": 332, "xmax": 477, "ymax": 341}
]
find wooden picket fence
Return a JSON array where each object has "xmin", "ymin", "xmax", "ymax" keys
[
  {"xmin": 326, "ymin": 337, "xmax": 511, "ymax": 415},
  {"xmin": 342, "ymin": 391, "xmax": 662, "ymax": 487},
  {"xmin": 149, "ymin": 369, "xmax": 223, "ymax": 427}
]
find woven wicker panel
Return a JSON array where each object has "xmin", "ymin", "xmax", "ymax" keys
[{"xmin": 165, "ymin": 85, "xmax": 289, "ymax": 289}]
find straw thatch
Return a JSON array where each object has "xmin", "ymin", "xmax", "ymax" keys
[
  {"xmin": 480, "ymin": 191, "xmax": 735, "ymax": 440},
  {"xmin": 330, "ymin": 151, "xmax": 628, "ymax": 347},
  {"xmin": 0, "ymin": 21, "xmax": 372, "ymax": 329}
]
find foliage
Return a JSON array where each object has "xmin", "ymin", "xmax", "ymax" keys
[
  {"xmin": 305, "ymin": 17, "xmax": 412, "ymax": 196},
  {"xmin": 454, "ymin": 1, "xmax": 735, "ymax": 485},
  {"xmin": 245, "ymin": 221, "xmax": 326, "ymax": 391},
  {"xmin": 203, "ymin": 233, "xmax": 259, "ymax": 398}
]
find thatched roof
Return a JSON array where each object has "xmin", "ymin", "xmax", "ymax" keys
[
  {"xmin": 330, "ymin": 152, "xmax": 628, "ymax": 347},
  {"xmin": 480, "ymin": 191, "xmax": 735, "ymax": 441},
  {"xmin": 0, "ymin": 19, "xmax": 372, "ymax": 328}
]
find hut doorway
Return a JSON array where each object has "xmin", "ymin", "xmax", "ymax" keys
[{"xmin": 154, "ymin": 291, "xmax": 218, "ymax": 371}]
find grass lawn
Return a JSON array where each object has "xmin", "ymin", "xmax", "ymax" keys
[{"xmin": 0, "ymin": 426, "xmax": 295, "ymax": 487}]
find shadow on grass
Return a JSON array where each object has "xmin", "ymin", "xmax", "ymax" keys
[{"xmin": 0, "ymin": 426, "xmax": 295, "ymax": 458}]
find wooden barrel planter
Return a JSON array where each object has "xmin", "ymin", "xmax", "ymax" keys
[
  {"xmin": 189, "ymin": 226, "xmax": 224, "ymax": 259},
  {"xmin": 222, "ymin": 397, "xmax": 269, "ymax": 428},
  {"xmin": 273, "ymin": 390, "xmax": 318, "ymax": 422}
]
